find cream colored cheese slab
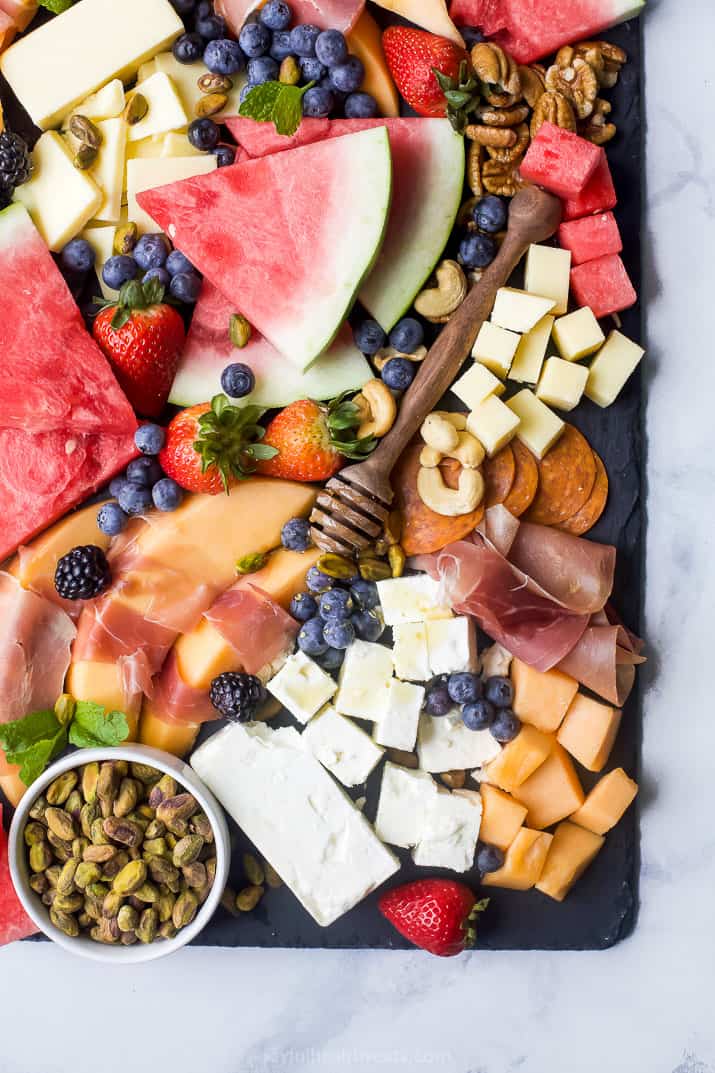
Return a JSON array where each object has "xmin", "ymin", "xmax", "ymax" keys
[
  {"xmin": 506, "ymin": 389, "xmax": 565, "ymax": 459},
  {"xmin": 466, "ymin": 394, "xmax": 520, "ymax": 457},
  {"xmin": 524, "ymin": 244, "xmax": 572, "ymax": 316},
  {"xmin": 373, "ymin": 679, "xmax": 425, "ymax": 752},
  {"xmin": 89, "ymin": 118, "xmax": 128, "ymax": 223},
  {"xmin": 491, "ymin": 288, "xmax": 556, "ymax": 334},
  {"xmin": 74, "ymin": 78, "xmax": 126, "ymax": 120},
  {"xmin": 585, "ymin": 330, "xmax": 645, "ymax": 407},
  {"xmin": 126, "ymin": 72, "xmax": 188, "ymax": 142},
  {"xmin": 471, "ymin": 320, "xmax": 520, "ymax": 378},
  {"xmin": 151, "ymin": 51, "xmax": 247, "ymax": 122},
  {"xmin": 536, "ymin": 356, "xmax": 589, "ymax": 412},
  {"xmin": 509, "ymin": 315, "xmax": 554, "ymax": 384},
  {"xmin": 302, "ymin": 706, "xmax": 384, "ymax": 787},
  {"xmin": 14, "ymin": 131, "xmax": 102, "ymax": 250},
  {"xmin": 418, "ymin": 713, "xmax": 502, "ymax": 773},
  {"xmin": 375, "ymin": 763, "xmax": 438, "ymax": 849},
  {"xmin": 453, "ymin": 360, "xmax": 505, "ymax": 409},
  {"xmin": 412, "ymin": 787, "xmax": 483, "ymax": 872},
  {"xmin": 553, "ymin": 307, "xmax": 605, "ymax": 362},
  {"xmin": 126, "ymin": 154, "xmax": 216, "ymax": 233}
]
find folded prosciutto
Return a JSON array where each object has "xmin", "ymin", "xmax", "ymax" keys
[{"xmin": 217, "ymin": 0, "xmax": 364, "ymax": 35}]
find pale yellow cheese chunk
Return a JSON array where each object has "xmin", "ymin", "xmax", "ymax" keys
[
  {"xmin": 152, "ymin": 51, "xmax": 248, "ymax": 122},
  {"xmin": 524, "ymin": 244, "xmax": 571, "ymax": 315},
  {"xmin": 81, "ymin": 224, "xmax": 118, "ymax": 299},
  {"xmin": 452, "ymin": 361, "xmax": 505, "ymax": 410},
  {"xmin": 126, "ymin": 72, "xmax": 188, "ymax": 142},
  {"xmin": 14, "ymin": 131, "xmax": 102, "ymax": 250},
  {"xmin": 506, "ymin": 389, "xmax": 564, "ymax": 459},
  {"xmin": 536, "ymin": 356, "xmax": 589, "ymax": 412},
  {"xmin": 491, "ymin": 288, "xmax": 556, "ymax": 333},
  {"xmin": 552, "ymin": 307, "xmax": 605, "ymax": 361},
  {"xmin": 161, "ymin": 132, "xmax": 203, "ymax": 158},
  {"xmin": 466, "ymin": 395, "xmax": 520, "ymax": 457},
  {"xmin": 89, "ymin": 117, "xmax": 128, "ymax": 223},
  {"xmin": 74, "ymin": 78, "xmax": 125, "ymax": 120},
  {"xmin": 126, "ymin": 135, "xmax": 168, "ymax": 162},
  {"xmin": 585, "ymin": 329, "xmax": 645, "ymax": 408},
  {"xmin": 471, "ymin": 321, "xmax": 520, "ymax": 378},
  {"xmin": 126, "ymin": 154, "xmax": 217, "ymax": 232},
  {"xmin": 509, "ymin": 315, "xmax": 554, "ymax": 384}
]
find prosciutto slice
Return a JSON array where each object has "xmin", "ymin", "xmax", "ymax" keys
[
  {"xmin": 216, "ymin": 0, "xmax": 364, "ymax": 35},
  {"xmin": 558, "ymin": 607, "xmax": 646, "ymax": 707},
  {"xmin": 152, "ymin": 651, "xmax": 217, "ymax": 727}
]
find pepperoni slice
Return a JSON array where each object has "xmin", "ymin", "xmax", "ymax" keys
[
  {"xmin": 394, "ymin": 443, "xmax": 485, "ymax": 557},
  {"xmin": 524, "ymin": 425, "xmax": 597, "ymax": 526},
  {"xmin": 484, "ymin": 445, "xmax": 516, "ymax": 507},
  {"xmin": 502, "ymin": 439, "xmax": 540, "ymax": 517},
  {"xmin": 557, "ymin": 452, "xmax": 609, "ymax": 535}
]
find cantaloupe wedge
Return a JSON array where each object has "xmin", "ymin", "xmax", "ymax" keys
[
  {"xmin": 370, "ymin": 0, "xmax": 464, "ymax": 45},
  {"xmin": 346, "ymin": 9, "xmax": 400, "ymax": 117}
]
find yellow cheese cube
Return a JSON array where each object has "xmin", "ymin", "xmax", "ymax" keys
[
  {"xmin": 452, "ymin": 361, "xmax": 505, "ymax": 409},
  {"xmin": 585, "ymin": 330, "xmax": 645, "ymax": 408},
  {"xmin": 81, "ymin": 224, "xmax": 118, "ymax": 300},
  {"xmin": 466, "ymin": 395, "xmax": 520, "ymax": 457},
  {"xmin": 14, "ymin": 131, "xmax": 102, "ymax": 250},
  {"xmin": 471, "ymin": 321, "xmax": 520, "ymax": 378},
  {"xmin": 509, "ymin": 315, "xmax": 554, "ymax": 384},
  {"xmin": 482, "ymin": 725, "xmax": 553, "ymax": 792},
  {"xmin": 481, "ymin": 827, "xmax": 553, "ymax": 890},
  {"xmin": 570, "ymin": 767, "xmax": 638, "ymax": 835},
  {"xmin": 89, "ymin": 117, "xmax": 128, "ymax": 223},
  {"xmin": 557, "ymin": 694, "xmax": 622, "ymax": 772},
  {"xmin": 126, "ymin": 72, "xmax": 189, "ymax": 142},
  {"xmin": 126, "ymin": 154, "xmax": 217, "ymax": 233},
  {"xmin": 511, "ymin": 658, "xmax": 578, "ymax": 733},
  {"xmin": 491, "ymin": 288, "xmax": 556, "ymax": 333},
  {"xmin": 552, "ymin": 307, "xmax": 605, "ymax": 361},
  {"xmin": 536, "ymin": 356, "xmax": 589, "ymax": 412},
  {"xmin": 479, "ymin": 784, "xmax": 527, "ymax": 851},
  {"xmin": 126, "ymin": 135, "xmax": 168, "ymax": 162},
  {"xmin": 524, "ymin": 244, "xmax": 571, "ymax": 316},
  {"xmin": 74, "ymin": 79, "xmax": 126, "ymax": 120},
  {"xmin": 506, "ymin": 389, "xmax": 564, "ymax": 460},
  {"xmin": 535, "ymin": 821, "xmax": 604, "ymax": 901},
  {"xmin": 512, "ymin": 743, "xmax": 584, "ymax": 829}
]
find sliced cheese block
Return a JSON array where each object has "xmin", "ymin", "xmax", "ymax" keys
[
  {"xmin": 511, "ymin": 658, "xmax": 578, "ymax": 734},
  {"xmin": 524, "ymin": 244, "xmax": 571, "ymax": 316},
  {"xmin": 535, "ymin": 821, "xmax": 604, "ymax": 902},
  {"xmin": 148, "ymin": 51, "xmax": 247, "ymax": 122},
  {"xmin": 557, "ymin": 694, "xmax": 622, "ymax": 772},
  {"xmin": 453, "ymin": 361, "xmax": 505, "ymax": 410},
  {"xmin": 512, "ymin": 742, "xmax": 584, "ymax": 829},
  {"xmin": 89, "ymin": 117, "xmax": 128, "ymax": 223},
  {"xmin": 478, "ymin": 784, "xmax": 527, "ymax": 852},
  {"xmin": 506, "ymin": 389, "xmax": 564, "ymax": 460},
  {"xmin": 552, "ymin": 307, "xmax": 605, "ymax": 362},
  {"xmin": 570, "ymin": 768, "xmax": 638, "ymax": 835},
  {"xmin": 81, "ymin": 224, "xmax": 118, "ymax": 300},
  {"xmin": 509, "ymin": 315, "xmax": 553, "ymax": 385},
  {"xmin": 126, "ymin": 154, "xmax": 217, "ymax": 233},
  {"xmin": 466, "ymin": 395, "xmax": 520, "ymax": 458},
  {"xmin": 585, "ymin": 329, "xmax": 645, "ymax": 408},
  {"xmin": 536, "ymin": 357, "xmax": 589, "ymax": 413},
  {"xmin": 73, "ymin": 78, "xmax": 125, "ymax": 120},
  {"xmin": 482, "ymin": 725, "xmax": 553, "ymax": 792},
  {"xmin": 472, "ymin": 321, "xmax": 520, "ymax": 378},
  {"xmin": 491, "ymin": 288, "xmax": 556, "ymax": 334},
  {"xmin": 481, "ymin": 827, "xmax": 553, "ymax": 890},
  {"xmin": 126, "ymin": 72, "xmax": 188, "ymax": 143},
  {"xmin": 13, "ymin": 131, "xmax": 102, "ymax": 250}
]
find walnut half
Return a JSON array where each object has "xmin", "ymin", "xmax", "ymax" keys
[
  {"xmin": 579, "ymin": 98, "xmax": 617, "ymax": 145},
  {"xmin": 482, "ymin": 156, "xmax": 525, "ymax": 198},
  {"xmin": 545, "ymin": 52, "xmax": 599, "ymax": 119},
  {"xmin": 530, "ymin": 90, "xmax": 576, "ymax": 139},
  {"xmin": 471, "ymin": 42, "xmax": 522, "ymax": 107},
  {"xmin": 573, "ymin": 40, "xmax": 627, "ymax": 89}
]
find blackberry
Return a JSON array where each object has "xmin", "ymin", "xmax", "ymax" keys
[
  {"xmin": 209, "ymin": 672, "xmax": 265, "ymax": 722},
  {"xmin": 0, "ymin": 132, "xmax": 31, "ymax": 197},
  {"xmin": 54, "ymin": 545, "xmax": 111, "ymax": 600}
]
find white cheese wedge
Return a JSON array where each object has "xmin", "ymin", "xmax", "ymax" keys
[
  {"xmin": 506, "ymin": 389, "xmax": 564, "ymax": 459},
  {"xmin": 452, "ymin": 361, "xmax": 505, "ymax": 410},
  {"xmin": 1, "ymin": 0, "xmax": 184, "ymax": 129},
  {"xmin": 491, "ymin": 288, "xmax": 556, "ymax": 334},
  {"xmin": 14, "ymin": 132, "xmax": 102, "ymax": 251},
  {"xmin": 524, "ymin": 244, "xmax": 572, "ymax": 316},
  {"xmin": 266, "ymin": 651, "xmax": 337, "ymax": 726},
  {"xmin": 536, "ymin": 356, "xmax": 589, "ymax": 412},
  {"xmin": 377, "ymin": 575, "xmax": 452, "ymax": 627},
  {"xmin": 471, "ymin": 320, "xmax": 520, "ymax": 378},
  {"xmin": 585, "ymin": 330, "xmax": 645, "ymax": 408},
  {"xmin": 74, "ymin": 78, "xmax": 125, "ymax": 120},
  {"xmin": 509, "ymin": 315, "xmax": 554, "ymax": 384},
  {"xmin": 426, "ymin": 616, "xmax": 478, "ymax": 677},
  {"xmin": 552, "ymin": 307, "xmax": 605, "ymax": 362},
  {"xmin": 373, "ymin": 679, "xmax": 425, "ymax": 752},
  {"xmin": 80, "ymin": 224, "xmax": 117, "ymax": 300},
  {"xmin": 126, "ymin": 72, "xmax": 189, "ymax": 143},
  {"xmin": 191, "ymin": 723, "xmax": 399, "ymax": 926},
  {"xmin": 417, "ymin": 712, "xmax": 502, "ymax": 773},
  {"xmin": 88, "ymin": 117, "xmax": 127, "ymax": 223},
  {"xmin": 391, "ymin": 622, "xmax": 430, "ymax": 682},
  {"xmin": 301, "ymin": 706, "xmax": 384, "ymax": 787},
  {"xmin": 466, "ymin": 395, "xmax": 520, "ymax": 457},
  {"xmin": 126, "ymin": 154, "xmax": 216, "ymax": 233},
  {"xmin": 374, "ymin": 763, "xmax": 438, "ymax": 849},
  {"xmin": 412, "ymin": 787, "xmax": 482, "ymax": 872},
  {"xmin": 334, "ymin": 639, "xmax": 394, "ymax": 721},
  {"xmin": 151, "ymin": 51, "xmax": 247, "ymax": 122}
]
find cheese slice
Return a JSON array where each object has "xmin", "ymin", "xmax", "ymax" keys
[
  {"xmin": 491, "ymin": 288, "xmax": 556, "ymax": 334},
  {"xmin": 506, "ymin": 389, "xmax": 564, "ymax": 460},
  {"xmin": 585, "ymin": 329, "xmax": 645, "ymax": 408},
  {"xmin": 524, "ymin": 244, "xmax": 571, "ymax": 316},
  {"xmin": 89, "ymin": 117, "xmax": 128, "ymax": 223},
  {"xmin": 81, "ymin": 224, "xmax": 118, "ymax": 299},
  {"xmin": 151, "ymin": 51, "xmax": 247, "ymax": 122},
  {"xmin": 74, "ymin": 78, "xmax": 126, "ymax": 120},
  {"xmin": 14, "ymin": 131, "xmax": 102, "ymax": 251},
  {"xmin": 126, "ymin": 154, "xmax": 217, "ymax": 233},
  {"xmin": 536, "ymin": 356, "xmax": 589, "ymax": 412},
  {"xmin": 126, "ymin": 72, "xmax": 189, "ymax": 143},
  {"xmin": 509, "ymin": 315, "xmax": 554, "ymax": 384}
]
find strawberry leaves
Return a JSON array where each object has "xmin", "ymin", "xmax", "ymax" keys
[
  {"xmin": 433, "ymin": 61, "xmax": 483, "ymax": 134},
  {"xmin": 193, "ymin": 393, "xmax": 278, "ymax": 493},
  {"xmin": 94, "ymin": 277, "xmax": 171, "ymax": 331},
  {"xmin": 325, "ymin": 392, "xmax": 377, "ymax": 461}
]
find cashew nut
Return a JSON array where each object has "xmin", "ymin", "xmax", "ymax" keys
[
  {"xmin": 419, "ymin": 445, "xmax": 443, "ymax": 468},
  {"xmin": 373, "ymin": 344, "xmax": 428, "ymax": 373},
  {"xmin": 414, "ymin": 260, "xmax": 468, "ymax": 323},
  {"xmin": 417, "ymin": 466, "xmax": 485, "ymax": 517},
  {"xmin": 432, "ymin": 410, "xmax": 467, "ymax": 431},
  {"xmin": 451, "ymin": 431, "xmax": 485, "ymax": 469},
  {"xmin": 356, "ymin": 378, "xmax": 397, "ymax": 439},
  {"xmin": 421, "ymin": 413, "xmax": 460, "ymax": 454}
]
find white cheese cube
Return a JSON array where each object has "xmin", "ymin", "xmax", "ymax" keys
[
  {"xmin": 88, "ymin": 118, "xmax": 127, "ymax": 223},
  {"xmin": 266, "ymin": 651, "xmax": 337, "ymax": 726},
  {"xmin": 377, "ymin": 575, "xmax": 452, "ymax": 627},
  {"xmin": 160, "ymin": 132, "xmax": 203, "ymax": 158},
  {"xmin": 524, "ymin": 244, "xmax": 572, "ymax": 316},
  {"xmin": 452, "ymin": 361, "xmax": 505, "ymax": 410},
  {"xmin": 536, "ymin": 356, "xmax": 589, "ymax": 412},
  {"xmin": 74, "ymin": 79, "xmax": 125, "ymax": 120},
  {"xmin": 392, "ymin": 622, "xmax": 430, "ymax": 682},
  {"xmin": 480, "ymin": 642, "xmax": 512, "ymax": 679},
  {"xmin": 152, "ymin": 51, "xmax": 248, "ymax": 122},
  {"xmin": 426, "ymin": 616, "xmax": 477, "ymax": 676},
  {"xmin": 418, "ymin": 713, "xmax": 502, "ymax": 773},
  {"xmin": 126, "ymin": 72, "xmax": 189, "ymax": 143},
  {"xmin": 374, "ymin": 762, "xmax": 438, "ymax": 848},
  {"xmin": 471, "ymin": 320, "xmax": 520, "ymax": 378},
  {"xmin": 491, "ymin": 288, "xmax": 556, "ymax": 333},
  {"xmin": 126, "ymin": 155, "xmax": 216, "ymax": 233},
  {"xmin": 302, "ymin": 706, "xmax": 384, "ymax": 787},
  {"xmin": 81, "ymin": 224, "xmax": 117, "ymax": 300},
  {"xmin": 552, "ymin": 306, "xmax": 605, "ymax": 362},
  {"xmin": 334, "ymin": 639, "xmax": 394, "ymax": 721},
  {"xmin": 412, "ymin": 787, "xmax": 483, "ymax": 871},
  {"xmin": 506, "ymin": 389, "xmax": 565, "ymax": 460},
  {"xmin": 509, "ymin": 315, "xmax": 554, "ymax": 384},
  {"xmin": 14, "ymin": 132, "xmax": 102, "ymax": 251},
  {"xmin": 585, "ymin": 330, "xmax": 645, "ymax": 408},
  {"xmin": 192, "ymin": 723, "xmax": 398, "ymax": 926},
  {"xmin": 466, "ymin": 395, "xmax": 520, "ymax": 457},
  {"xmin": 373, "ymin": 680, "xmax": 425, "ymax": 751}
]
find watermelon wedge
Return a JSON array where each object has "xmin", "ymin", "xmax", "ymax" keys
[
  {"xmin": 137, "ymin": 127, "xmax": 392, "ymax": 369},
  {"xmin": 170, "ymin": 280, "xmax": 372, "ymax": 408},
  {"xmin": 225, "ymin": 116, "xmax": 465, "ymax": 332},
  {"xmin": 0, "ymin": 804, "xmax": 38, "ymax": 945}
]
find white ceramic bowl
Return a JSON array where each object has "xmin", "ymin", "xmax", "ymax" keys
[{"xmin": 9, "ymin": 744, "xmax": 230, "ymax": 963}]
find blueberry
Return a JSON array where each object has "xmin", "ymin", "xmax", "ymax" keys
[
  {"xmin": 60, "ymin": 238, "xmax": 94, "ymax": 274},
  {"xmin": 289, "ymin": 592, "xmax": 318, "ymax": 622},
  {"xmin": 195, "ymin": 12, "xmax": 226, "ymax": 40},
  {"xmin": 297, "ymin": 616, "xmax": 329, "ymax": 656},
  {"xmin": 97, "ymin": 501, "xmax": 128, "ymax": 536},
  {"xmin": 170, "ymin": 271, "xmax": 202, "ymax": 303},
  {"xmin": 476, "ymin": 841, "xmax": 504, "ymax": 875},
  {"xmin": 461, "ymin": 26, "xmax": 485, "ymax": 48},
  {"xmin": 389, "ymin": 317, "xmax": 424, "ymax": 354},
  {"xmin": 166, "ymin": 250, "xmax": 194, "ymax": 277},
  {"xmin": 109, "ymin": 475, "xmax": 127, "ymax": 498},
  {"xmin": 350, "ymin": 579, "xmax": 379, "ymax": 611},
  {"xmin": 152, "ymin": 477, "xmax": 184, "ymax": 512},
  {"xmin": 221, "ymin": 362, "xmax": 255, "ymax": 399},
  {"xmin": 330, "ymin": 56, "xmax": 364, "ymax": 93},
  {"xmin": 306, "ymin": 566, "xmax": 333, "ymax": 593},
  {"xmin": 352, "ymin": 609, "xmax": 384, "ymax": 642},
  {"xmin": 459, "ymin": 233, "xmax": 497, "ymax": 270},
  {"xmin": 473, "ymin": 194, "xmax": 507, "ymax": 235},
  {"xmin": 289, "ymin": 23, "xmax": 320, "ymax": 57},
  {"xmin": 133, "ymin": 233, "xmax": 169, "ymax": 271},
  {"xmin": 302, "ymin": 86, "xmax": 334, "ymax": 117},
  {"xmin": 188, "ymin": 117, "xmax": 220, "ymax": 151},
  {"xmin": 248, "ymin": 55, "xmax": 280, "ymax": 84},
  {"xmin": 353, "ymin": 318, "xmax": 385, "ymax": 356},
  {"xmin": 134, "ymin": 424, "xmax": 165, "ymax": 456},
  {"xmin": 484, "ymin": 675, "xmax": 513, "ymax": 708},
  {"xmin": 318, "ymin": 588, "xmax": 353, "ymax": 622},
  {"xmin": 320, "ymin": 76, "xmax": 346, "ymax": 111},
  {"xmin": 461, "ymin": 698, "xmax": 495, "ymax": 732},
  {"xmin": 424, "ymin": 683, "xmax": 453, "ymax": 717},
  {"xmin": 318, "ymin": 646, "xmax": 345, "ymax": 671},
  {"xmin": 173, "ymin": 32, "xmax": 204, "ymax": 64},
  {"xmin": 299, "ymin": 56, "xmax": 327, "ymax": 83},
  {"xmin": 447, "ymin": 672, "xmax": 482, "ymax": 706},
  {"xmin": 117, "ymin": 481, "xmax": 153, "ymax": 516},
  {"xmin": 126, "ymin": 456, "xmax": 163, "ymax": 487},
  {"xmin": 490, "ymin": 708, "xmax": 521, "ymax": 743},
  {"xmin": 170, "ymin": 0, "xmax": 196, "ymax": 14},
  {"xmin": 212, "ymin": 144, "xmax": 237, "ymax": 168},
  {"xmin": 102, "ymin": 255, "xmax": 137, "ymax": 290},
  {"xmin": 315, "ymin": 29, "xmax": 347, "ymax": 67},
  {"xmin": 270, "ymin": 30, "xmax": 294, "ymax": 61},
  {"xmin": 259, "ymin": 0, "xmax": 292, "ymax": 30},
  {"xmin": 344, "ymin": 91, "xmax": 378, "ymax": 119},
  {"xmin": 382, "ymin": 357, "xmax": 415, "ymax": 393},
  {"xmin": 143, "ymin": 267, "xmax": 170, "ymax": 288},
  {"xmin": 323, "ymin": 618, "xmax": 355, "ymax": 650},
  {"xmin": 239, "ymin": 21, "xmax": 271, "ymax": 58},
  {"xmin": 281, "ymin": 517, "xmax": 311, "ymax": 552},
  {"xmin": 204, "ymin": 37, "xmax": 245, "ymax": 74}
]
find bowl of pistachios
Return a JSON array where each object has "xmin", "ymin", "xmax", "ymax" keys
[{"xmin": 8, "ymin": 744, "xmax": 230, "ymax": 962}]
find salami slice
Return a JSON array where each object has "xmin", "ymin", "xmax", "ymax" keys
[
  {"xmin": 502, "ymin": 440, "xmax": 540, "ymax": 517},
  {"xmin": 557, "ymin": 452, "xmax": 609, "ymax": 535},
  {"xmin": 524, "ymin": 425, "xmax": 597, "ymax": 526},
  {"xmin": 484, "ymin": 445, "xmax": 516, "ymax": 507}
]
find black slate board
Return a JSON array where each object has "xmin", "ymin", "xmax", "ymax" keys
[{"xmin": 2, "ymin": 10, "xmax": 644, "ymax": 952}]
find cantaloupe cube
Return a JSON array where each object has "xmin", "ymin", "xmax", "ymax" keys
[
  {"xmin": 481, "ymin": 827, "xmax": 553, "ymax": 890},
  {"xmin": 512, "ymin": 743, "xmax": 584, "ymax": 829},
  {"xmin": 535, "ymin": 821, "xmax": 604, "ymax": 902},
  {"xmin": 557, "ymin": 694, "xmax": 622, "ymax": 772},
  {"xmin": 482, "ymin": 725, "xmax": 553, "ymax": 792},
  {"xmin": 511, "ymin": 658, "xmax": 579, "ymax": 733},
  {"xmin": 570, "ymin": 768, "xmax": 638, "ymax": 835},
  {"xmin": 479, "ymin": 784, "xmax": 527, "ymax": 851}
]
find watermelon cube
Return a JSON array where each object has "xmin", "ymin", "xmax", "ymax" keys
[
  {"xmin": 570, "ymin": 255, "xmax": 637, "ymax": 320},
  {"xmin": 0, "ymin": 805, "xmax": 38, "ymax": 945},
  {"xmin": 520, "ymin": 124, "xmax": 603, "ymax": 200},
  {"xmin": 559, "ymin": 212, "xmax": 623, "ymax": 266},
  {"xmin": 562, "ymin": 155, "xmax": 617, "ymax": 221}
]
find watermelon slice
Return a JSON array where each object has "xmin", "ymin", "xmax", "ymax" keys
[
  {"xmin": 520, "ymin": 124, "xmax": 602, "ymax": 201},
  {"xmin": 0, "ymin": 805, "xmax": 38, "ymax": 945},
  {"xmin": 170, "ymin": 280, "xmax": 372, "ymax": 408},
  {"xmin": 137, "ymin": 127, "xmax": 393, "ymax": 369},
  {"xmin": 562, "ymin": 154, "xmax": 618, "ymax": 222},
  {"xmin": 559, "ymin": 212, "xmax": 622, "ymax": 266},
  {"xmin": 448, "ymin": 0, "xmax": 645, "ymax": 64},
  {"xmin": 225, "ymin": 116, "xmax": 465, "ymax": 332}
]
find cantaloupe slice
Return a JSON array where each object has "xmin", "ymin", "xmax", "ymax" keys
[
  {"xmin": 535, "ymin": 821, "xmax": 604, "ymax": 902},
  {"xmin": 511, "ymin": 658, "xmax": 578, "ymax": 734},
  {"xmin": 557, "ymin": 694, "xmax": 622, "ymax": 772},
  {"xmin": 570, "ymin": 768, "xmax": 638, "ymax": 835},
  {"xmin": 346, "ymin": 10, "xmax": 400, "ymax": 117},
  {"xmin": 482, "ymin": 725, "xmax": 553, "ymax": 792},
  {"xmin": 479, "ymin": 784, "xmax": 527, "ymax": 851},
  {"xmin": 512, "ymin": 743, "xmax": 584, "ymax": 829},
  {"xmin": 7, "ymin": 502, "xmax": 110, "ymax": 601},
  {"xmin": 482, "ymin": 827, "xmax": 553, "ymax": 890}
]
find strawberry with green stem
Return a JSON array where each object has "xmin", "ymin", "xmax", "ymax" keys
[
  {"xmin": 382, "ymin": 25, "xmax": 481, "ymax": 132},
  {"xmin": 379, "ymin": 878, "xmax": 489, "ymax": 957}
]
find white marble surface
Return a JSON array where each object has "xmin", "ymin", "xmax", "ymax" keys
[{"xmin": 1, "ymin": 4, "xmax": 714, "ymax": 1071}]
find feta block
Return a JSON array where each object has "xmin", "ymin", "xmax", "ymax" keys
[
  {"xmin": 471, "ymin": 320, "xmax": 520, "ymax": 378},
  {"xmin": 126, "ymin": 154, "xmax": 216, "ymax": 233},
  {"xmin": 552, "ymin": 307, "xmax": 605, "ymax": 362},
  {"xmin": 412, "ymin": 788, "xmax": 483, "ymax": 871},
  {"xmin": 266, "ymin": 650, "xmax": 336, "ymax": 726},
  {"xmin": 418, "ymin": 712, "xmax": 502, "ymax": 773},
  {"xmin": 524, "ymin": 244, "xmax": 572, "ymax": 316},
  {"xmin": 452, "ymin": 360, "xmax": 505, "ymax": 410},
  {"xmin": 375, "ymin": 762, "xmax": 437, "ymax": 848},
  {"xmin": 377, "ymin": 575, "xmax": 452, "ymax": 627},
  {"xmin": 491, "ymin": 288, "xmax": 556, "ymax": 334},
  {"xmin": 1, "ymin": 0, "xmax": 184, "ymax": 129},
  {"xmin": 80, "ymin": 224, "xmax": 117, "ymax": 300},
  {"xmin": 480, "ymin": 642, "xmax": 512, "ymax": 680},
  {"xmin": 151, "ymin": 51, "xmax": 247, "ymax": 122},
  {"xmin": 89, "ymin": 117, "xmax": 127, "ymax": 223},
  {"xmin": 334, "ymin": 639, "xmax": 393, "ymax": 721},
  {"xmin": 14, "ymin": 132, "xmax": 102, "ymax": 251},
  {"xmin": 506, "ymin": 389, "xmax": 564, "ymax": 460},
  {"xmin": 585, "ymin": 329, "xmax": 645, "ymax": 408},
  {"xmin": 192, "ymin": 723, "xmax": 398, "ymax": 926},
  {"xmin": 466, "ymin": 395, "xmax": 520, "ymax": 457},
  {"xmin": 426, "ymin": 616, "xmax": 477, "ymax": 676},
  {"xmin": 73, "ymin": 78, "xmax": 125, "ymax": 120},
  {"xmin": 392, "ymin": 622, "xmax": 430, "ymax": 682},
  {"xmin": 509, "ymin": 315, "xmax": 554, "ymax": 384},
  {"xmin": 302, "ymin": 706, "xmax": 384, "ymax": 787},
  {"xmin": 373, "ymin": 680, "xmax": 425, "ymax": 752},
  {"xmin": 536, "ymin": 357, "xmax": 589, "ymax": 412},
  {"xmin": 126, "ymin": 72, "xmax": 189, "ymax": 143}
]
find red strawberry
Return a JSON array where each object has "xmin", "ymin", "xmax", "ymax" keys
[
  {"xmin": 378, "ymin": 879, "xmax": 488, "ymax": 957},
  {"xmin": 257, "ymin": 395, "xmax": 376, "ymax": 483},
  {"xmin": 93, "ymin": 278, "xmax": 186, "ymax": 418},
  {"xmin": 382, "ymin": 26, "xmax": 469, "ymax": 119}
]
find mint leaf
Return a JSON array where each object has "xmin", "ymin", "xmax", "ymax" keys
[
  {"xmin": 7, "ymin": 728, "xmax": 67, "ymax": 787},
  {"xmin": 38, "ymin": 0, "xmax": 74, "ymax": 11},
  {"xmin": 239, "ymin": 82, "xmax": 284, "ymax": 123},
  {"xmin": 0, "ymin": 710, "xmax": 61, "ymax": 755},
  {"xmin": 69, "ymin": 702, "xmax": 129, "ymax": 749},
  {"xmin": 238, "ymin": 81, "xmax": 311, "ymax": 138}
]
